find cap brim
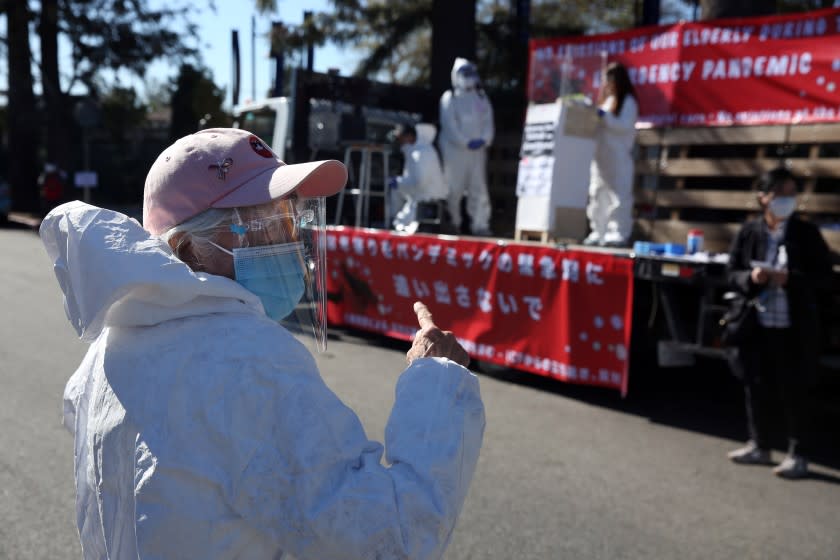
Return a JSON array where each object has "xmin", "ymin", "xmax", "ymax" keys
[{"xmin": 211, "ymin": 159, "xmax": 347, "ymax": 209}]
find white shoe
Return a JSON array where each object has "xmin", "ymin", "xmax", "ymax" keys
[
  {"xmin": 602, "ymin": 232, "xmax": 628, "ymax": 247},
  {"xmin": 582, "ymin": 232, "xmax": 601, "ymax": 246},
  {"xmin": 773, "ymin": 455, "xmax": 808, "ymax": 479},
  {"xmin": 728, "ymin": 441, "xmax": 772, "ymax": 465}
]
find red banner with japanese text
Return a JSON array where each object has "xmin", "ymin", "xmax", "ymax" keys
[
  {"xmin": 529, "ymin": 8, "xmax": 840, "ymax": 127},
  {"xmin": 326, "ymin": 227, "xmax": 635, "ymax": 394}
]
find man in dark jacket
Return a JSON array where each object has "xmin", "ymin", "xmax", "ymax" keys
[{"xmin": 726, "ymin": 166, "xmax": 832, "ymax": 479}]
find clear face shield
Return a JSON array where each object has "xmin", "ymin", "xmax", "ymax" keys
[
  {"xmin": 209, "ymin": 196, "xmax": 329, "ymax": 352},
  {"xmin": 455, "ymin": 64, "xmax": 480, "ymax": 90}
]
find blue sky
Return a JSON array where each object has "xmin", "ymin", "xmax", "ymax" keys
[
  {"xmin": 161, "ymin": 0, "xmax": 354, "ymax": 108},
  {"xmin": 0, "ymin": 0, "xmax": 356, "ymax": 107}
]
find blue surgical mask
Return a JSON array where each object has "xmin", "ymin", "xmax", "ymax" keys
[
  {"xmin": 210, "ymin": 241, "xmax": 307, "ymax": 321},
  {"xmin": 769, "ymin": 196, "xmax": 796, "ymax": 219}
]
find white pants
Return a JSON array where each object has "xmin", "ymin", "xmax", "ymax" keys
[
  {"xmin": 587, "ymin": 157, "xmax": 633, "ymax": 242},
  {"xmin": 441, "ymin": 144, "xmax": 491, "ymax": 234},
  {"xmin": 390, "ymin": 189, "xmax": 419, "ymax": 233}
]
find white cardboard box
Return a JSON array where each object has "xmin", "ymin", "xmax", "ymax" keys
[{"xmin": 515, "ymin": 100, "xmax": 597, "ymax": 240}]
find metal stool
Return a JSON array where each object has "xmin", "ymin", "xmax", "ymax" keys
[{"xmin": 334, "ymin": 143, "xmax": 390, "ymax": 228}]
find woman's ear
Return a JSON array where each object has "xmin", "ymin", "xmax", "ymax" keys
[{"xmin": 168, "ymin": 233, "xmax": 197, "ymax": 268}]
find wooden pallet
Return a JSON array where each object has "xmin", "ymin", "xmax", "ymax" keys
[
  {"xmin": 633, "ymin": 123, "xmax": 840, "ymax": 353},
  {"xmin": 633, "ymin": 122, "xmax": 840, "ymax": 254},
  {"xmin": 515, "ymin": 229, "xmax": 551, "ymax": 243}
]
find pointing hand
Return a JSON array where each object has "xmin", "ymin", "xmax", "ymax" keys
[{"xmin": 406, "ymin": 301, "xmax": 470, "ymax": 367}]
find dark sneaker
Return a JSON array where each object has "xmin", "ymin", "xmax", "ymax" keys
[
  {"xmin": 728, "ymin": 441, "xmax": 772, "ymax": 465},
  {"xmin": 773, "ymin": 455, "xmax": 808, "ymax": 479}
]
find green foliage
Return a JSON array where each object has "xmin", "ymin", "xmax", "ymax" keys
[
  {"xmin": 100, "ymin": 86, "xmax": 148, "ymax": 141},
  {"xmin": 253, "ymin": 0, "xmax": 278, "ymax": 14},
  {"xmin": 169, "ymin": 63, "xmax": 230, "ymax": 141},
  {"xmin": 695, "ymin": 0, "xmax": 835, "ymax": 19},
  {"xmin": 275, "ymin": 0, "xmax": 432, "ymax": 82},
  {"xmin": 776, "ymin": 0, "xmax": 837, "ymax": 12},
  {"xmin": 59, "ymin": 0, "xmax": 198, "ymax": 94},
  {"xmin": 273, "ymin": 0, "xmax": 639, "ymax": 89},
  {"xmin": 528, "ymin": 0, "xmax": 635, "ymax": 36}
]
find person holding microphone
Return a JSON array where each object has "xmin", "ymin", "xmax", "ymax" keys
[{"xmin": 584, "ymin": 62, "xmax": 639, "ymax": 248}]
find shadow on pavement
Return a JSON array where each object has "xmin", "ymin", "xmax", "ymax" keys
[
  {"xmin": 332, "ymin": 326, "xmax": 840, "ymax": 475},
  {"xmin": 477, "ymin": 358, "xmax": 840, "ymax": 475},
  {"xmin": 1, "ymin": 218, "xmax": 40, "ymax": 232},
  {"xmin": 804, "ymin": 470, "xmax": 840, "ymax": 484}
]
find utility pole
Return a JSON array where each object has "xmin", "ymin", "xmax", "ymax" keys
[
  {"xmin": 639, "ymin": 0, "xmax": 660, "ymax": 26},
  {"xmin": 232, "ymin": 30, "xmax": 241, "ymax": 106},
  {"xmin": 252, "ymin": 15, "xmax": 257, "ymax": 100},
  {"xmin": 270, "ymin": 22, "xmax": 285, "ymax": 97},
  {"xmin": 304, "ymin": 11, "xmax": 314, "ymax": 72}
]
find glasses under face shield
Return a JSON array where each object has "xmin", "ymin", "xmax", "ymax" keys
[
  {"xmin": 211, "ymin": 197, "xmax": 329, "ymax": 352},
  {"xmin": 458, "ymin": 65, "xmax": 479, "ymax": 79}
]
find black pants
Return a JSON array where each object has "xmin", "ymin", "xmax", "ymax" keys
[{"xmin": 740, "ymin": 327, "xmax": 809, "ymax": 456}]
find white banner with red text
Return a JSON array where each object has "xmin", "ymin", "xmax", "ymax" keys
[{"xmin": 326, "ymin": 227, "xmax": 635, "ymax": 394}]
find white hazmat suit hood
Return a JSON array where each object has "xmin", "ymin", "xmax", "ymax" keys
[
  {"xmin": 40, "ymin": 200, "xmax": 486, "ymax": 560},
  {"xmin": 415, "ymin": 122, "xmax": 439, "ymax": 149},
  {"xmin": 391, "ymin": 123, "xmax": 448, "ymax": 233},
  {"xmin": 40, "ymin": 200, "xmax": 264, "ymax": 342},
  {"xmin": 451, "ymin": 57, "xmax": 479, "ymax": 91}
]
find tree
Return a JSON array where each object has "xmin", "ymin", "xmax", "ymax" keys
[
  {"xmin": 6, "ymin": 0, "xmax": 39, "ymax": 212},
  {"xmin": 100, "ymin": 86, "xmax": 148, "ymax": 142},
  {"xmin": 58, "ymin": 1, "xmax": 196, "ymax": 94},
  {"xmin": 276, "ymin": 1, "xmax": 441, "ymax": 88},
  {"xmin": 2, "ymin": 0, "xmax": 199, "ymax": 212},
  {"xmin": 39, "ymin": 0, "xmax": 67, "ymax": 172},
  {"xmin": 271, "ymin": 0, "xmax": 638, "ymax": 94},
  {"xmin": 169, "ymin": 64, "xmax": 229, "ymax": 141},
  {"xmin": 698, "ymin": 0, "xmax": 835, "ymax": 19},
  {"xmin": 431, "ymin": 0, "xmax": 477, "ymax": 97},
  {"xmin": 699, "ymin": 0, "xmax": 773, "ymax": 18}
]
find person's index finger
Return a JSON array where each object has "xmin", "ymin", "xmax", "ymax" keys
[{"xmin": 414, "ymin": 301, "xmax": 436, "ymax": 329}]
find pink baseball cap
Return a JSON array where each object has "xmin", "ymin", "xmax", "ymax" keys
[{"xmin": 143, "ymin": 128, "xmax": 348, "ymax": 235}]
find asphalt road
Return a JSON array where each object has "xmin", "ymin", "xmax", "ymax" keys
[{"xmin": 2, "ymin": 224, "xmax": 839, "ymax": 559}]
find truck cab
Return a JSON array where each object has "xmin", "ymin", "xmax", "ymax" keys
[
  {"xmin": 233, "ymin": 70, "xmax": 437, "ymax": 163},
  {"xmin": 232, "ymin": 97, "xmax": 291, "ymax": 161}
]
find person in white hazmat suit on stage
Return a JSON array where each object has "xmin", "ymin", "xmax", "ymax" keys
[
  {"xmin": 39, "ymin": 128, "xmax": 485, "ymax": 560},
  {"xmin": 439, "ymin": 57, "xmax": 495, "ymax": 236},
  {"xmin": 585, "ymin": 62, "xmax": 639, "ymax": 247},
  {"xmin": 388, "ymin": 123, "xmax": 448, "ymax": 234}
]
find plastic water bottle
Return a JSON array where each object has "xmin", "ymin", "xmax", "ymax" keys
[
  {"xmin": 687, "ymin": 229, "xmax": 704, "ymax": 254},
  {"xmin": 777, "ymin": 245, "xmax": 788, "ymax": 269}
]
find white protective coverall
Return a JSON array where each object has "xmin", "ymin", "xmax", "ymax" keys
[
  {"xmin": 391, "ymin": 123, "xmax": 448, "ymax": 234},
  {"xmin": 439, "ymin": 58, "xmax": 495, "ymax": 235},
  {"xmin": 40, "ymin": 200, "xmax": 485, "ymax": 560},
  {"xmin": 588, "ymin": 94, "xmax": 638, "ymax": 245}
]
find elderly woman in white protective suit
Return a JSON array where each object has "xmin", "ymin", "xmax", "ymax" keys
[
  {"xmin": 584, "ymin": 62, "xmax": 639, "ymax": 248},
  {"xmin": 388, "ymin": 122, "xmax": 448, "ymax": 234},
  {"xmin": 439, "ymin": 57, "xmax": 495, "ymax": 236},
  {"xmin": 39, "ymin": 128, "xmax": 485, "ymax": 559}
]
